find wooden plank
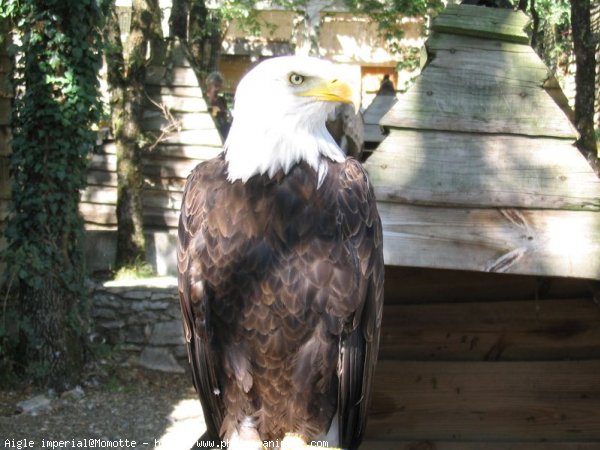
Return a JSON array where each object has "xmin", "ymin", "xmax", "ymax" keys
[
  {"xmin": 81, "ymin": 187, "xmax": 184, "ymax": 211},
  {"xmin": 89, "ymin": 152, "xmax": 116, "ymax": 172},
  {"xmin": 101, "ymin": 141, "xmax": 222, "ymax": 160},
  {"xmin": 87, "ymin": 169, "xmax": 117, "ymax": 187},
  {"xmin": 383, "ymin": 266, "xmax": 592, "ymax": 305},
  {"xmin": 142, "ymin": 111, "xmax": 217, "ymax": 132},
  {"xmin": 379, "ymin": 299, "xmax": 600, "ymax": 361},
  {"xmin": 365, "ymin": 131, "xmax": 600, "ymax": 211},
  {"xmin": 378, "ymin": 203, "xmax": 600, "ymax": 280},
  {"xmin": 87, "ymin": 148, "xmax": 217, "ymax": 179},
  {"xmin": 424, "ymin": 35, "xmax": 554, "ymax": 89},
  {"xmin": 381, "ymin": 71, "xmax": 577, "ymax": 138},
  {"xmin": 431, "ymin": 4, "xmax": 530, "ymax": 44},
  {"xmin": 367, "ymin": 360, "xmax": 600, "ymax": 441},
  {"xmin": 143, "ymin": 206, "xmax": 179, "ymax": 229},
  {"xmin": 146, "ymin": 143, "xmax": 222, "ymax": 161},
  {"xmin": 364, "ymin": 442, "xmax": 600, "ymax": 450},
  {"xmin": 80, "ymin": 185, "xmax": 117, "ymax": 204},
  {"xmin": 381, "ymin": 31, "xmax": 576, "ymax": 138},
  {"xmin": 146, "ymin": 128, "xmax": 222, "ymax": 147},
  {"xmin": 86, "ymin": 169, "xmax": 190, "ymax": 192},
  {"xmin": 143, "ymin": 188, "xmax": 183, "ymax": 211},
  {"xmin": 426, "ymin": 32, "xmax": 539, "ymax": 57},
  {"xmin": 146, "ymin": 85, "xmax": 205, "ymax": 98},
  {"xmin": 146, "ymin": 65, "xmax": 200, "ymax": 87},
  {"xmin": 79, "ymin": 203, "xmax": 180, "ymax": 229},
  {"xmin": 144, "ymin": 94, "xmax": 209, "ymax": 113}
]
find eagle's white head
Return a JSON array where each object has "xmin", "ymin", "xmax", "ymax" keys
[{"xmin": 223, "ymin": 56, "xmax": 354, "ymax": 186}]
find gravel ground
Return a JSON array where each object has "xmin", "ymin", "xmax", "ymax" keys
[{"xmin": 0, "ymin": 362, "xmax": 208, "ymax": 450}]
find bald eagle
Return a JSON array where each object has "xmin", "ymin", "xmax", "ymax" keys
[{"xmin": 177, "ymin": 56, "xmax": 384, "ymax": 450}]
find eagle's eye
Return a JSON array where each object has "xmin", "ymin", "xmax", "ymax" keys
[{"xmin": 289, "ymin": 73, "xmax": 305, "ymax": 85}]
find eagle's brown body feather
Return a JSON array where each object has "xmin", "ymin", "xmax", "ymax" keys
[{"xmin": 177, "ymin": 153, "xmax": 383, "ymax": 448}]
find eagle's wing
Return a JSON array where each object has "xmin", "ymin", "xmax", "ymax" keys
[
  {"xmin": 177, "ymin": 161, "xmax": 225, "ymax": 441},
  {"xmin": 336, "ymin": 159, "xmax": 384, "ymax": 448}
]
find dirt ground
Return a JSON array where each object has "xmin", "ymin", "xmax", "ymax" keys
[{"xmin": 0, "ymin": 361, "xmax": 207, "ymax": 450}]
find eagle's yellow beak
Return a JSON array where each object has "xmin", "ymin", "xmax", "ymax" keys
[{"xmin": 297, "ymin": 79, "xmax": 353, "ymax": 106}]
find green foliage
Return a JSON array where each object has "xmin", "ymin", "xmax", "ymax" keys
[
  {"xmin": 2, "ymin": 0, "xmax": 104, "ymax": 290},
  {"xmin": 534, "ymin": 0, "xmax": 572, "ymax": 64},
  {"xmin": 0, "ymin": 0, "xmax": 104, "ymax": 383},
  {"xmin": 114, "ymin": 258, "xmax": 156, "ymax": 280}
]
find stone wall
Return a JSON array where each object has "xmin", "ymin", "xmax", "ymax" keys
[{"xmin": 89, "ymin": 277, "xmax": 187, "ymax": 373}]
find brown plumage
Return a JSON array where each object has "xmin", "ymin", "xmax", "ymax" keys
[{"xmin": 177, "ymin": 56, "xmax": 384, "ymax": 450}]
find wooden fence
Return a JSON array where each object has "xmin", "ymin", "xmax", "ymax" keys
[{"xmin": 83, "ymin": 42, "xmax": 222, "ymax": 233}]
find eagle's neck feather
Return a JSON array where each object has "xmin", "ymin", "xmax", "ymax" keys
[{"xmin": 223, "ymin": 107, "xmax": 345, "ymax": 187}]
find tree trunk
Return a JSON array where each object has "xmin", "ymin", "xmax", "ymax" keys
[
  {"xmin": 105, "ymin": 0, "xmax": 162, "ymax": 269},
  {"xmin": 170, "ymin": 0, "xmax": 189, "ymax": 39},
  {"xmin": 188, "ymin": 0, "xmax": 221, "ymax": 78},
  {"xmin": 6, "ymin": 0, "xmax": 102, "ymax": 390},
  {"xmin": 20, "ymin": 277, "xmax": 85, "ymax": 390},
  {"xmin": 570, "ymin": 0, "xmax": 598, "ymax": 162}
]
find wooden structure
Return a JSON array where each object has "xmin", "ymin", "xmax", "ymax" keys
[
  {"xmin": 363, "ymin": 93, "xmax": 396, "ymax": 152},
  {"xmin": 83, "ymin": 40, "xmax": 222, "ymax": 274},
  {"xmin": 362, "ymin": 5, "xmax": 600, "ymax": 449}
]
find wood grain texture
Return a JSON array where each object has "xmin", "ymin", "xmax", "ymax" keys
[
  {"xmin": 431, "ymin": 4, "xmax": 530, "ymax": 44},
  {"xmin": 379, "ymin": 298, "xmax": 600, "ymax": 361},
  {"xmin": 381, "ymin": 31, "xmax": 576, "ymax": 138},
  {"xmin": 364, "ymin": 131, "xmax": 600, "ymax": 210},
  {"xmin": 383, "ymin": 266, "xmax": 592, "ymax": 305},
  {"xmin": 367, "ymin": 360, "xmax": 600, "ymax": 441},
  {"xmin": 378, "ymin": 203, "xmax": 600, "ymax": 280}
]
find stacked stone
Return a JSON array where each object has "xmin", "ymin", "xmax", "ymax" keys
[{"xmin": 90, "ymin": 277, "xmax": 186, "ymax": 373}]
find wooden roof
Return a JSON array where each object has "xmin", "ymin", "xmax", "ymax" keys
[{"xmin": 364, "ymin": 4, "xmax": 600, "ymax": 280}]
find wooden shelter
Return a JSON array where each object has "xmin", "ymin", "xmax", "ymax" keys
[
  {"xmin": 362, "ymin": 5, "xmax": 600, "ymax": 449},
  {"xmin": 83, "ymin": 40, "xmax": 222, "ymax": 274}
]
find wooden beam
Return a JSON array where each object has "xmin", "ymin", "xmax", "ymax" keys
[
  {"xmin": 378, "ymin": 203, "xmax": 600, "ymax": 280},
  {"xmin": 367, "ymin": 360, "xmax": 600, "ymax": 441},
  {"xmin": 379, "ymin": 298, "xmax": 600, "ymax": 361},
  {"xmin": 383, "ymin": 266, "xmax": 592, "ymax": 305},
  {"xmin": 365, "ymin": 131, "xmax": 600, "ymax": 211},
  {"xmin": 431, "ymin": 5, "xmax": 530, "ymax": 44}
]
